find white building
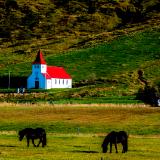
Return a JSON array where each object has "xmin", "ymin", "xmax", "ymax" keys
[{"xmin": 27, "ymin": 50, "xmax": 72, "ymax": 89}]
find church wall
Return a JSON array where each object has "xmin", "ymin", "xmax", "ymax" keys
[{"xmin": 51, "ymin": 78, "xmax": 72, "ymax": 88}]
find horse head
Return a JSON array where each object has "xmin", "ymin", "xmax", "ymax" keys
[
  {"xmin": 102, "ymin": 135, "xmax": 110, "ymax": 153},
  {"xmin": 18, "ymin": 130, "xmax": 24, "ymax": 141},
  {"xmin": 102, "ymin": 143, "xmax": 108, "ymax": 153}
]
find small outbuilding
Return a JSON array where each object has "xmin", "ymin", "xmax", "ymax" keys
[{"xmin": 27, "ymin": 50, "xmax": 72, "ymax": 89}]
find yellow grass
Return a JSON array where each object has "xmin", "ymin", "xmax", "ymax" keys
[
  {"xmin": 0, "ymin": 102, "xmax": 158, "ymax": 125},
  {"xmin": 0, "ymin": 103, "xmax": 154, "ymax": 123}
]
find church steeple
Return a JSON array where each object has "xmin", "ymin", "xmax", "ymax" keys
[
  {"xmin": 32, "ymin": 50, "xmax": 46, "ymax": 64},
  {"xmin": 32, "ymin": 50, "xmax": 47, "ymax": 74}
]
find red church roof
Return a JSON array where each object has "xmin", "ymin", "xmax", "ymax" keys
[
  {"xmin": 33, "ymin": 50, "xmax": 71, "ymax": 79},
  {"xmin": 32, "ymin": 50, "xmax": 46, "ymax": 64},
  {"xmin": 42, "ymin": 66, "xmax": 71, "ymax": 79}
]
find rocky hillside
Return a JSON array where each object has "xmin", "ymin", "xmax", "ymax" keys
[{"xmin": 0, "ymin": 0, "xmax": 159, "ymax": 54}]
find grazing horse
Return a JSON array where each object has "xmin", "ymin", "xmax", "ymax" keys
[
  {"xmin": 18, "ymin": 128, "xmax": 47, "ymax": 147},
  {"xmin": 102, "ymin": 131, "xmax": 128, "ymax": 153}
]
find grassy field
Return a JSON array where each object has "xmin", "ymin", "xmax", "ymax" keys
[
  {"xmin": 1, "ymin": 133, "xmax": 160, "ymax": 160},
  {"xmin": 0, "ymin": 103, "xmax": 160, "ymax": 159}
]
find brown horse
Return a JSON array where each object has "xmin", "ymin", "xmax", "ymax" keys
[{"xmin": 102, "ymin": 131, "xmax": 128, "ymax": 153}]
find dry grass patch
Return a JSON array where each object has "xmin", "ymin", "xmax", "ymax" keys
[
  {"xmin": 0, "ymin": 102, "xmax": 160, "ymax": 135},
  {"xmin": 0, "ymin": 103, "xmax": 159, "ymax": 125}
]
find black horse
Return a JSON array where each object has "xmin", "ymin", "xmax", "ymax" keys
[
  {"xmin": 102, "ymin": 131, "xmax": 128, "ymax": 153},
  {"xmin": 18, "ymin": 128, "xmax": 47, "ymax": 147}
]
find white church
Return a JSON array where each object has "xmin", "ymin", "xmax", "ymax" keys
[{"xmin": 27, "ymin": 50, "xmax": 72, "ymax": 89}]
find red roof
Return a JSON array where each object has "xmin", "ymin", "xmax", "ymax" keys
[
  {"xmin": 32, "ymin": 50, "xmax": 46, "ymax": 64},
  {"xmin": 42, "ymin": 66, "xmax": 71, "ymax": 79},
  {"xmin": 42, "ymin": 73, "xmax": 52, "ymax": 79}
]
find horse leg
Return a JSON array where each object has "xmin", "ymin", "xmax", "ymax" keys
[
  {"xmin": 115, "ymin": 143, "xmax": 118, "ymax": 153},
  {"xmin": 27, "ymin": 138, "xmax": 30, "ymax": 147},
  {"xmin": 32, "ymin": 139, "xmax": 36, "ymax": 147},
  {"xmin": 42, "ymin": 133, "xmax": 46, "ymax": 147},
  {"xmin": 110, "ymin": 142, "xmax": 112, "ymax": 153},
  {"xmin": 122, "ymin": 146, "xmax": 125, "ymax": 153},
  {"xmin": 121, "ymin": 143, "xmax": 124, "ymax": 153},
  {"xmin": 122, "ymin": 142, "xmax": 127, "ymax": 153},
  {"xmin": 124, "ymin": 139, "xmax": 128, "ymax": 153},
  {"xmin": 41, "ymin": 138, "xmax": 45, "ymax": 147},
  {"xmin": 37, "ymin": 138, "xmax": 42, "ymax": 147}
]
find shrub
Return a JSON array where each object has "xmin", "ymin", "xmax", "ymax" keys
[{"xmin": 136, "ymin": 84, "xmax": 160, "ymax": 106}]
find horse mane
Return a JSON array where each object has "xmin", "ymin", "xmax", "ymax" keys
[
  {"xmin": 19, "ymin": 128, "xmax": 33, "ymax": 135},
  {"xmin": 102, "ymin": 131, "xmax": 115, "ymax": 147}
]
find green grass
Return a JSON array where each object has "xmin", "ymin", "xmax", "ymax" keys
[
  {"xmin": 0, "ymin": 84, "xmax": 142, "ymax": 104},
  {"xmin": 1, "ymin": 103, "xmax": 160, "ymax": 159},
  {"xmin": 52, "ymin": 96, "xmax": 141, "ymax": 105},
  {"xmin": 1, "ymin": 134, "xmax": 160, "ymax": 160}
]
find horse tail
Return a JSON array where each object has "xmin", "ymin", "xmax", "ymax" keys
[
  {"xmin": 42, "ymin": 132, "xmax": 47, "ymax": 147},
  {"xmin": 120, "ymin": 131, "xmax": 128, "ymax": 153},
  {"xmin": 124, "ymin": 134, "xmax": 128, "ymax": 152}
]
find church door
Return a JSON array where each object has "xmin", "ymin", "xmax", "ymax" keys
[{"xmin": 35, "ymin": 81, "xmax": 39, "ymax": 89}]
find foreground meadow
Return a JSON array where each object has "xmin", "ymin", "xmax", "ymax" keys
[{"xmin": 0, "ymin": 103, "xmax": 160, "ymax": 160}]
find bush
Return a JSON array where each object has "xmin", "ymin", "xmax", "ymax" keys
[{"xmin": 136, "ymin": 84, "xmax": 160, "ymax": 106}]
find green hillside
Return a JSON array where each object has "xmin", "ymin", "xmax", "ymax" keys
[
  {"xmin": 1, "ymin": 28, "xmax": 160, "ymax": 83},
  {"xmin": 0, "ymin": 0, "xmax": 160, "ymax": 104}
]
